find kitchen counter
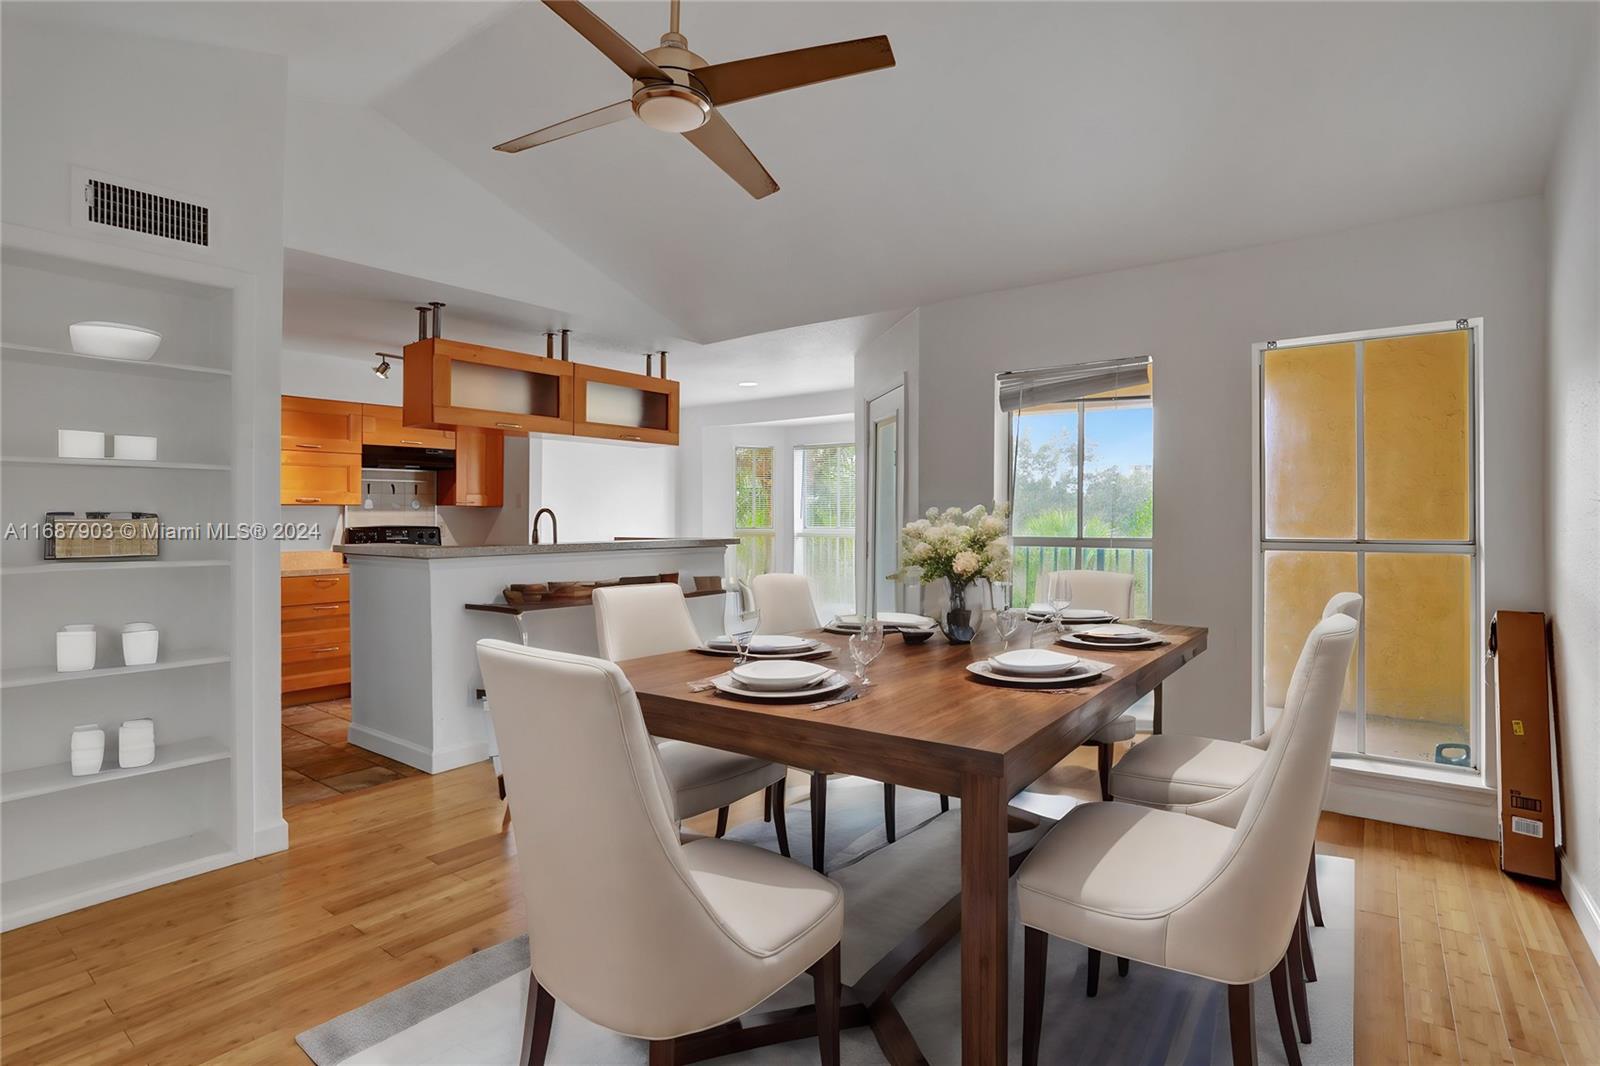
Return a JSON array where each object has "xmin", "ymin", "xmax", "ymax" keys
[{"xmin": 337, "ymin": 538, "xmax": 736, "ymax": 559}]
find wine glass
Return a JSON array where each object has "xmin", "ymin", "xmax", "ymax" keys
[
  {"xmin": 996, "ymin": 607, "xmax": 1025, "ymax": 650},
  {"xmin": 726, "ymin": 601, "xmax": 759, "ymax": 664},
  {"xmin": 1047, "ymin": 582, "xmax": 1076, "ymax": 645},
  {"xmin": 848, "ymin": 618, "xmax": 886, "ymax": 686}
]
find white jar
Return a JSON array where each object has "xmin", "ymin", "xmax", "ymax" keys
[
  {"xmin": 71, "ymin": 725, "xmax": 105, "ymax": 776},
  {"xmin": 118, "ymin": 718, "xmax": 156, "ymax": 769},
  {"xmin": 57, "ymin": 429, "xmax": 106, "ymax": 459},
  {"xmin": 56, "ymin": 624, "xmax": 97, "ymax": 672},
  {"xmin": 112, "ymin": 434, "xmax": 158, "ymax": 461},
  {"xmin": 121, "ymin": 622, "xmax": 159, "ymax": 666}
]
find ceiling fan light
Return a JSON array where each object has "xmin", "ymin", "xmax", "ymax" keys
[{"xmin": 632, "ymin": 83, "xmax": 711, "ymax": 133}]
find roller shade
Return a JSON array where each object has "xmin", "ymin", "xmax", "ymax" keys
[{"xmin": 997, "ymin": 356, "xmax": 1152, "ymax": 412}]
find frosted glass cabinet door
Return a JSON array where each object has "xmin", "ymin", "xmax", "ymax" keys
[
  {"xmin": 1262, "ymin": 343, "xmax": 1357, "ymax": 539},
  {"xmin": 1363, "ymin": 330, "xmax": 1472, "ymax": 541}
]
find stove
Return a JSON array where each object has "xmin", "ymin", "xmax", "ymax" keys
[{"xmin": 344, "ymin": 525, "xmax": 443, "ymax": 546}]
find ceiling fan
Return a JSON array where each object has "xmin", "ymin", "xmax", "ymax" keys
[{"xmin": 493, "ymin": 0, "xmax": 895, "ymax": 199}]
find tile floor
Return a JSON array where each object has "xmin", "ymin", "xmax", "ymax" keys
[{"xmin": 282, "ymin": 699, "xmax": 423, "ymax": 805}]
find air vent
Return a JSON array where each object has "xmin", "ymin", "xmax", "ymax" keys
[{"xmin": 84, "ymin": 177, "xmax": 209, "ymax": 247}]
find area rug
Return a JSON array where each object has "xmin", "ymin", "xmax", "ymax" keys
[{"xmin": 298, "ymin": 781, "xmax": 1353, "ymax": 1066}]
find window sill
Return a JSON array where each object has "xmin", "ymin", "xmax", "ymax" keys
[
  {"xmin": 1329, "ymin": 754, "xmax": 1491, "ymax": 794},
  {"xmin": 1325, "ymin": 753, "xmax": 1497, "ymax": 839}
]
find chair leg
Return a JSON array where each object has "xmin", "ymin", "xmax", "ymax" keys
[
  {"xmin": 714, "ymin": 806, "xmax": 729, "ymax": 838},
  {"xmin": 769, "ymin": 782, "xmax": 790, "ymax": 858},
  {"xmin": 1299, "ymin": 898, "xmax": 1318, "ymax": 983},
  {"xmin": 648, "ymin": 1040, "xmax": 676, "ymax": 1066},
  {"xmin": 883, "ymin": 783, "xmax": 897, "ymax": 843},
  {"xmin": 1286, "ymin": 911, "xmax": 1313, "ymax": 1044},
  {"xmin": 501, "ymin": 804, "xmax": 512, "ymax": 833},
  {"xmin": 521, "ymin": 972, "xmax": 556, "ymax": 1066},
  {"xmin": 810, "ymin": 771, "xmax": 828, "ymax": 873},
  {"xmin": 1023, "ymin": 927, "xmax": 1048, "ymax": 1066},
  {"xmin": 1227, "ymin": 982, "xmax": 1258, "ymax": 1066},
  {"xmin": 1269, "ymin": 956, "xmax": 1303, "ymax": 1066},
  {"xmin": 1306, "ymin": 852, "xmax": 1325, "ymax": 928},
  {"xmin": 1096, "ymin": 741, "xmax": 1114, "ymax": 802},
  {"xmin": 809, "ymin": 943, "xmax": 841, "ymax": 1066},
  {"xmin": 1085, "ymin": 948, "xmax": 1102, "ymax": 997},
  {"xmin": 1117, "ymin": 956, "xmax": 1129, "ymax": 977},
  {"xmin": 940, "ymin": 793, "xmax": 950, "ymax": 813},
  {"xmin": 763, "ymin": 786, "xmax": 772, "ymax": 822}
]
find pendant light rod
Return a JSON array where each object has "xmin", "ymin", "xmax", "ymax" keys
[
  {"xmin": 670, "ymin": 0, "xmax": 680, "ymax": 36},
  {"xmin": 659, "ymin": 350, "xmax": 668, "ymax": 379},
  {"xmin": 560, "ymin": 329, "xmax": 571, "ymax": 361}
]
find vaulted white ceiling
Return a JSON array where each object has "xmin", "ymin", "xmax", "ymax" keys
[{"xmin": 377, "ymin": 1, "xmax": 1593, "ymax": 341}]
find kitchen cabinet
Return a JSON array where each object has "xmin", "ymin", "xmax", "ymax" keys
[
  {"xmin": 361, "ymin": 404, "xmax": 455, "ymax": 450},
  {"xmin": 281, "ymin": 451, "xmax": 361, "ymax": 505},
  {"xmin": 441, "ymin": 426, "xmax": 504, "ymax": 507},
  {"xmin": 403, "ymin": 338, "xmax": 573, "ymax": 435},
  {"xmin": 282, "ymin": 395, "xmax": 363, "ymax": 453},
  {"xmin": 572, "ymin": 363, "xmax": 679, "ymax": 445},
  {"xmin": 282, "ymin": 574, "xmax": 350, "ymax": 701}
]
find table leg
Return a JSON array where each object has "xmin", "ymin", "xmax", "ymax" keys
[
  {"xmin": 960, "ymin": 773, "xmax": 1008, "ymax": 1066},
  {"xmin": 1153, "ymin": 683, "xmax": 1164, "ymax": 734}
]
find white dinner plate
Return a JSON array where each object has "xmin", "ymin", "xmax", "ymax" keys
[
  {"xmin": 1057, "ymin": 633, "xmax": 1167, "ymax": 651},
  {"xmin": 695, "ymin": 644, "xmax": 832, "ymax": 660},
  {"xmin": 710, "ymin": 670, "xmax": 850, "ymax": 701},
  {"xmin": 1080, "ymin": 623, "xmax": 1157, "ymax": 640},
  {"xmin": 707, "ymin": 634, "xmax": 816, "ymax": 652},
  {"xmin": 828, "ymin": 613, "xmax": 935, "ymax": 631},
  {"xmin": 988, "ymin": 649, "xmax": 1081, "ymax": 677},
  {"xmin": 730, "ymin": 660, "xmax": 834, "ymax": 691},
  {"xmin": 965, "ymin": 658, "xmax": 1110, "ymax": 687}
]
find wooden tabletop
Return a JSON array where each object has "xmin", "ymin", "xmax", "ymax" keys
[{"xmin": 620, "ymin": 622, "xmax": 1207, "ymax": 796}]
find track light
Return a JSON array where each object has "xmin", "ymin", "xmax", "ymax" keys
[{"xmin": 373, "ymin": 353, "xmax": 394, "ymax": 379}]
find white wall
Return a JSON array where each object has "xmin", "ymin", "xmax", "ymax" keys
[
  {"xmin": 532, "ymin": 436, "xmax": 677, "ymax": 543},
  {"xmin": 853, "ymin": 311, "xmax": 920, "ymax": 608},
  {"xmin": 895, "ymin": 198, "xmax": 1549, "ymax": 747},
  {"xmin": 1545, "ymin": 53, "xmax": 1600, "ymax": 941},
  {"xmin": 1, "ymin": 14, "xmax": 288, "ymax": 851}
]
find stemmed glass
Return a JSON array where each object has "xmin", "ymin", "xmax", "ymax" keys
[
  {"xmin": 726, "ymin": 600, "xmax": 760, "ymax": 665},
  {"xmin": 848, "ymin": 618, "xmax": 886, "ymax": 686},
  {"xmin": 996, "ymin": 608, "xmax": 1025, "ymax": 650}
]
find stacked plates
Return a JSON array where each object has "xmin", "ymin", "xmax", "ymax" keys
[
  {"xmin": 967, "ymin": 649, "xmax": 1111, "ymax": 687},
  {"xmin": 1057, "ymin": 623, "xmax": 1167, "ymax": 651},
  {"xmin": 825, "ymin": 612, "xmax": 937, "ymax": 634},
  {"xmin": 710, "ymin": 661, "xmax": 850, "ymax": 701},
  {"xmin": 1025, "ymin": 604, "xmax": 1119, "ymax": 624},
  {"xmin": 700, "ymin": 634, "xmax": 827, "ymax": 658}
]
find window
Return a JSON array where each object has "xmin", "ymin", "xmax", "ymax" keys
[
  {"xmin": 794, "ymin": 444, "xmax": 856, "ymax": 617},
  {"xmin": 1003, "ymin": 359, "xmax": 1154, "ymax": 616},
  {"xmin": 1256, "ymin": 322, "xmax": 1478, "ymax": 769},
  {"xmin": 733, "ymin": 446, "xmax": 774, "ymax": 582}
]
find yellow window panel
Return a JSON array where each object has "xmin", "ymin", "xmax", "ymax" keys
[
  {"xmin": 1263, "ymin": 552, "xmax": 1359, "ymax": 720},
  {"xmin": 1364, "ymin": 553, "xmax": 1473, "ymax": 759},
  {"xmin": 1263, "ymin": 342, "xmax": 1357, "ymax": 539},
  {"xmin": 1364, "ymin": 330, "xmax": 1471, "ymax": 541}
]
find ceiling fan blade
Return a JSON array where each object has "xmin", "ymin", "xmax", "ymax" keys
[
  {"xmin": 682, "ymin": 110, "xmax": 779, "ymax": 199},
  {"xmin": 493, "ymin": 100, "xmax": 633, "ymax": 153},
  {"xmin": 542, "ymin": 0, "xmax": 668, "ymax": 82},
  {"xmin": 692, "ymin": 35, "xmax": 894, "ymax": 107}
]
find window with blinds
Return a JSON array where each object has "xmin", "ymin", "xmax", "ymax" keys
[
  {"xmin": 794, "ymin": 444, "xmax": 856, "ymax": 616},
  {"xmin": 733, "ymin": 446, "xmax": 775, "ymax": 581}
]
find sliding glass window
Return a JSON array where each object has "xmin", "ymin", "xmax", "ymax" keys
[
  {"xmin": 1255, "ymin": 322, "xmax": 1479, "ymax": 769},
  {"xmin": 733, "ymin": 445, "xmax": 775, "ymax": 581},
  {"xmin": 794, "ymin": 444, "xmax": 856, "ymax": 618}
]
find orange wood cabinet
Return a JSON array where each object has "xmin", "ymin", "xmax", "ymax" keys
[
  {"xmin": 281, "ymin": 450, "xmax": 361, "ymax": 505},
  {"xmin": 403, "ymin": 338, "xmax": 573, "ymax": 435},
  {"xmin": 572, "ymin": 363, "xmax": 679, "ymax": 445},
  {"xmin": 282, "ymin": 574, "xmax": 350, "ymax": 700},
  {"xmin": 361, "ymin": 404, "xmax": 455, "ymax": 450},
  {"xmin": 282, "ymin": 396, "xmax": 362, "ymax": 505},
  {"xmin": 441, "ymin": 426, "xmax": 505, "ymax": 507},
  {"xmin": 282, "ymin": 395, "xmax": 363, "ymax": 453}
]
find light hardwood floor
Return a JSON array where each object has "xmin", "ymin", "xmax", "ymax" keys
[{"xmin": 3, "ymin": 750, "xmax": 1596, "ymax": 1065}]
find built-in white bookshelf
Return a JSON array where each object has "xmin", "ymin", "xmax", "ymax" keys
[{"xmin": 0, "ymin": 228, "xmax": 260, "ymax": 931}]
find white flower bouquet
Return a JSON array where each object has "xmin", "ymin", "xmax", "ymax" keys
[{"xmin": 897, "ymin": 504, "xmax": 1011, "ymax": 641}]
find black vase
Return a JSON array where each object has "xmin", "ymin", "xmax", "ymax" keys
[{"xmin": 943, "ymin": 607, "xmax": 976, "ymax": 645}]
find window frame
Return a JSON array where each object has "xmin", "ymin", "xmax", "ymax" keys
[
  {"xmin": 1250, "ymin": 318, "xmax": 1483, "ymax": 774},
  {"xmin": 792, "ymin": 443, "xmax": 857, "ymax": 613},
  {"xmin": 1005, "ymin": 394, "xmax": 1155, "ymax": 611}
]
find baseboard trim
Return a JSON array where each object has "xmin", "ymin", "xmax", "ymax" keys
[
  {"xmin": 1325, "ymin": 762, "xmax": 1499, "ymax": 839},
  {"xmin": 1562, "ymin": 856, "xmax": 1600, "ymax": 964},
  {"xmin": 347, "ymin": 723, "xmax": 488, "ymax": 775},
  {"xmin": 254, "ymin": 818, "xmax": 289, "ymax": 857}
]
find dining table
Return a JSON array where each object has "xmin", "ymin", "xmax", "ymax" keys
[{"xmin": 618, "ymin": 619, "xmax": 1208, "ymax": 1066}]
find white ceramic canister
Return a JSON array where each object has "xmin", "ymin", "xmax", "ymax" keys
[
  {"xmin": 117, "ymin": 718, "xmax": 156, "ymax": 769},
  {"xmin": 71, "ymin": 725, "xmax": 105, "ymax": 776},
  {"xmin": 56, "ymin": 624, "xmax": 97, "ymax": 672},
  {"xmin": 57, "ymin": 429, "xmax": 106, "ymax": 459},
  {"xmin": 112, "ymin": 434, "xmax": 158, "ymax": 461},
  {"xmin": 121, "ymin": 622, "xmax": 159, "ymax": 666}
]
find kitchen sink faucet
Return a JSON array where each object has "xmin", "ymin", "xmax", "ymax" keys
[{"xmin": 531, "ymin": 508, "xmax": 558, "ymax": 545}]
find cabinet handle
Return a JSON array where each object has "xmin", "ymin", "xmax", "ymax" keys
[
  {"xmin": 620, "ymin": 434, "xmax": 642, "ymax": 441},
  {"xmin": 494, "ymin": 422, "xmax": 520, "ymax": 429},
  {"xmin": 294, "ymin": 497, "xmax": 322, "ymax": 503},
  {"xmin": 313, "ymin": 579, "xmax": 336, "ymax": 586},
  {"xmin": 295, "ymin": 443, "xmax": 323, "ymax": 449},
  {"xmin": 315, "ymin": 646, "xmax": 341, "ymax": 654},
  {"xmin": 400, "ymin": 439, "xmax": 424, "ymax": 445},
  {"xmin": 311, "ymin": 605, "xmax": 341, "ymax": 611}
]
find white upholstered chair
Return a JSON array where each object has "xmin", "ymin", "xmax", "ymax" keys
[
  {"xmin": 1017, "ymin": 613, "xmax": 1359, "ymax": 1066},
  {"xmin": 748, "ymin": 571, "xmax": 944, "ymax": 867},
  {"xmin": 1037, "ymin": 569, "xmax": 1138, "ymax": 798},
  {"xmin": 593, "ymin": 584, "xmax": 789, "ymax": 848},
  {"xmin": 477, "ymin": 640, "xmax": 842, "ymax": 1066}
]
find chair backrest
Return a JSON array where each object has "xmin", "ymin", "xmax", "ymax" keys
[
  {"xmin": 477, "ymin": 640, "xmax": 775, "ymax": 1036},
  {"xmin": 751, "ymin": 572, "xmax": 822, "ymax": 634},
  {"xmin": 1171, "ymin": 613, "xmax": 1358, "ymax": 983},
  {"xmin": 1036, "ymin": 569, "xmax": 1135, "ymax": 618},
  {"xmin": 592, "ymin": 583, "xmax": 702, "ymax": 661},
  {"xmin": 1251, "ymin": 591, "xmax": 1362, "ymax": 749}
]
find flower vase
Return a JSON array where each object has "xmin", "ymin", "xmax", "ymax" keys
[{"xmin": 941, "ymin": 581, "xmax": 976, "ymax": 644}]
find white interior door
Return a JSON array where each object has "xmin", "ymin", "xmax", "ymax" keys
[{"xmin": 866, "ymin": 385, "xmax": 905, "ymax": 614}]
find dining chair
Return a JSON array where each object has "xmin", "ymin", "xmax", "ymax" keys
[
  {"xmin": 1037, "ymin": 568, "xmax": 1138, "ymax": 799},
  {"xmin": 477, "ymin": 640, "xmax": 843, "ymax": 1066},
  {"xmin": 1016, "ymin": 613, "xmax": 1358, "ymax": 1066},
  {"xmin": 749, "ymin": 571, "xmax": 948, "ymax": 867},
  {"xmin": 593, "ymin": 584, "xmax": 790, "ymax": 852}
]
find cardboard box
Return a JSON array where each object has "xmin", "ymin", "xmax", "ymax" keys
[{"xmin": 1492, "ymin": 610, "xmax": 1559, "ymax": 881}]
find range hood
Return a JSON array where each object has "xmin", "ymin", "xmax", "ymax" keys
[{"xmin": 362, "ymin": 444, "xmax": 454, "ymax": 471}]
